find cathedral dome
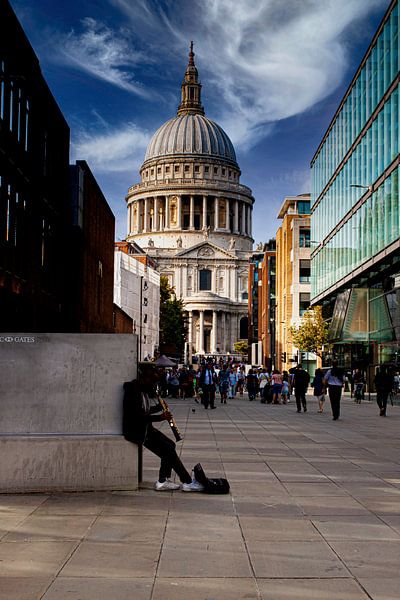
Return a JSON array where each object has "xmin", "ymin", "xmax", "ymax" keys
[{"xmin": 144, "ymin": 113, "xmax": 237, "ymax": 164}]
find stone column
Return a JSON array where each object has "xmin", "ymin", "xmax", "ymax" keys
[
  {"xmin": 199, "ymin": 310, "xmax": 205, "ymax": 354},
  {"xmin": 165, "ymin": 196, "xmax": 170, "ymax": 229},
  {"xmin": 202, "ymin": 195, "xmax": 207, "ymax": 229},
  {"xmin": 246, "ymin": 205, "xmax": 250, "ymax": 236},
  {"xmin": 153, "ymin": 197, "xmax": 159, "ymax": 232},
  {"xmin": 225, "ymin": 313, "xmax": 230, "ymax": 353},
  {"xmin": 221, "ymin": 312, "xmax": 226, "ymax": 353},
  {"xmin": 226, "ymin": 198, "xmax": 230, "ymax": 231},
  {"xmin": 241, "ymin": 202, "xmax": 246, "ymax": 235},
  {"xmin": 137, "ymin": 200, "xmax": 142, "ymax": 233},
  {"xmin": 211, "ymin": 310, "xmax": 218, "ymax": 353},
  {"xmin": 177, "ymin": 195, "xmax": 182, "ymax": 229},
  {"xmin": 189, "ymin": 195, "xmax": 195, "ymax": 230},
  {"xmin": 234, "ymin": 200, "xmax": 239, "ymax": 233},
  {"xmin": 214, "ymin": 197, "xmax": 219, "ymax": 230},
  {"xmin": 144, "ymin": 198, "xmax": 149, "ymax": 232},
  {"xmin": 248, "ymin": 204, "xmax": 252, "ymax": 237},
  {"xmin": 187, "ymin": 310, "xmax": 192, "ymax": 352}
]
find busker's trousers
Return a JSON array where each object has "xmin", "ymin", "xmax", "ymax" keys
[
  {"xmin": 295, "ymin": 389, "xmax": 307, "ymax": 411},
  {"xmin": 144, "ymin": 426, "xmax": 192, "ymax": 483},
  {"xmin": 328, "ymin": 385, "xmax": 342, "ymax": 419},
  {"xmin": 202, "ymin": 384, "xmax": 215, "ymax": 408}
]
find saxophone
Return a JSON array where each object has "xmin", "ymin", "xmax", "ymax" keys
[{"xmin": 158, "ymin": 396, "xmax": 183, "ymax": 442}]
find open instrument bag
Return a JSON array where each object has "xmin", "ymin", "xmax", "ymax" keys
[{"xmin": 193, "ymin": 463, "xmax": 230, "ymax": 494}]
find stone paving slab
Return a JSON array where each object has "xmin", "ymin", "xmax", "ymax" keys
[
  {"xmin": 0, "ymin": 395, "xmax": 399, "ymax": 599},
  {"xmin": 41, "ymin": 577, "xmax": 154, "ymax": 600},
  {"xmin": 152, "ymin": 577, "xmax": 259, "ymax": 599},
  {"xmin": 257, "ymin": 578, "xmax": 370, "ymax": 599},
  {"xmin": 247, "ymin": 539, "xmax": 350, "ymax": 578},
  {"xmin": 60, "ymin": 541, "xmax": 161, "ymax": 578},
  {"xmin": 0, "ymin": 578, "xmax": 52, "ymax": 600}
]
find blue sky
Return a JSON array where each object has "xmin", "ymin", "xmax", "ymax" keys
[{"xmin": 12, "ymin": 0, "xmax": 389, "ymax": 245}]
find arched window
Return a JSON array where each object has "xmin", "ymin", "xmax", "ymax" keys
[
  {"xmin": 199, "ymin": 269, "xmax": 211, "ymax": 291},
  {"xmin": 239, "ymin": 316, "xmax": 248, "ymax": 339}
]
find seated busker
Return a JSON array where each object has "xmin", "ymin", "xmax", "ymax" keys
[{"xmin": 123, "ymin": 362, "xmax": 204, "ymax": 492}]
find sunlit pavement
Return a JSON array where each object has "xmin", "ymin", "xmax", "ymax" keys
[{"xmin": 1, "ymin": 394, "xmax": 399, "ymax": 600}]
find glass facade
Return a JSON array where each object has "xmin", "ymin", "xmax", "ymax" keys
[{"xmin": 311, "ymin": 0, "xmax": 400, "ymax": 300}]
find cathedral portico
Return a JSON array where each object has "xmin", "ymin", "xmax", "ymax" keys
[{"xmin": 124, "ymin": 44, "xmax": 254, "ymax": 356}]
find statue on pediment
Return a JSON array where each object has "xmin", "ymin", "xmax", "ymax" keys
[
  {"xmin": 228, "ymin": 237, "xmax": 236, "ymax": 250},
  {"xmin": 176, "ymin": 236, "xmax": 182, "ymax": 248}
]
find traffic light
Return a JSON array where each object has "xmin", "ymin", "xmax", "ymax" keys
[{"xmin": 281, "ymin": 352, "xmax": 287, "ymax": 363}]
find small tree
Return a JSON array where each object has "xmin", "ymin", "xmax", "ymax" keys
[
  {"xmin": 234, "ymin": 341, "xmax": 248, "ymax": 357},
  {"xmin": 289, "ymin": 305, "xmax": 331, "ymax": 359},
  {"xmin": 159, "ymin": 276, "xmax": 187, "ymax": 356}
]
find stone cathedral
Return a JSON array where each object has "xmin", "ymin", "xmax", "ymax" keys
[{"xmin": 125, "ymin": 44, "xmax": 254, "ymax": 357}]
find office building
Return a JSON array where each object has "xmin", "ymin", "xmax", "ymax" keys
[{"xmin": 311, "ymin": 0, "xmax": 400, "ymax": 372}]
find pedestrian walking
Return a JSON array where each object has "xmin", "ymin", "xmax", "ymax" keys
[
  {"xmin": 258, "ymin": 369, "xmax": 269, "ymax": 403},
  {"xmin": 271, "ymin": 369, "xmax": 283, "ymax": 404},
  {"xmin": 374, "ymin": 365, "xmax": 394, "ymax": 416},
  {"xmin": 282, "ymin": 371, "xmax": 291, "ymax": 404},
  {"xmin": 312, "ymin": 368, "xmax": 326, "ymax": 413},
  {"xmin": 199, "ymin": 362, "xmax": 217, "ymax": 409},
  {"xmin": 246, "ymin": 369, "xmax": 258, "ymax": 401},
  {"xmin": 218, "ymin": 364, "xmax": 230, "ymax": 404},
  {"xmin": 293, "ymin": 364, "xmax": 310, "ymax": 413},
  {"xmin": 323, "ymin": 361, "xmax": 345, "ymax": 420},
  {"xmin": 229, "ymin": 368, "xmax": 238, "ymax": 398}
]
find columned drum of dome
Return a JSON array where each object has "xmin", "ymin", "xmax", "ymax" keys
[{"xmin": 125, "ymin": 44, "xmax": 255, "ymax": 358}]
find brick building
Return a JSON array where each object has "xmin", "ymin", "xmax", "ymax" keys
[{"xmin": 69, "ymin": 161, "xmax": 115, "ymax": 333}]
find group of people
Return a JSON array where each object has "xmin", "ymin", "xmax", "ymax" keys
[{"xmin": 123, "ymin": 359, "xmax": 397, "ymax": 494}]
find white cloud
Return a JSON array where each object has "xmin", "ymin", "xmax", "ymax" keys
[
  {"xmin": 72, "ymin": 121, "xmax": 151, "ymax": 173},
  {"xmin": 55, "ymin": 17, "xmax": 151, "ymax": 98},
  {"xmin": 111, "ymin": 0, "xmax": 386, "ymax": 148}
]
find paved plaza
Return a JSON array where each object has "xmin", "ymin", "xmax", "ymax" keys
[{"xmin": 1, "ymin": 394, "xmax": 399, "ymax": 600}]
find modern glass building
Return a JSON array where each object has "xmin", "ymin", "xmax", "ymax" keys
[{"xmin": 310, "ymin": 0, "xmax": 400, "ymax": 371}]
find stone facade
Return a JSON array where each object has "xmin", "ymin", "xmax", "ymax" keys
[{"xmin": 125, "ymin": 44, "xmax": 254, "ymax": 357}]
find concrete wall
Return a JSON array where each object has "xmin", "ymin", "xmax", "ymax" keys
[{"xmin": 0, "ymin": 333, "xmax": 138, "ymax": 492}]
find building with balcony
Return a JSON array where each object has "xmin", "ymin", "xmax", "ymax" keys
[
  {"xmin": 276, "ymin": 194, "xmax": 315, "ymax": 374},
  {"xmin": 125, "ymin": 44, "xmax": 253, "ymax": 358},
  {"xmin": 311, "ymin": 0, "xmax": 400, "ymax": 374}
]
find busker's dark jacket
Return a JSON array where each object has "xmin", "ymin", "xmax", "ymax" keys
[{"xmin": 123, "ymin": 379, "xmax": 165, "ymax": 444}]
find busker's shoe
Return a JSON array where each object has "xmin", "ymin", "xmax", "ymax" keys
[
  {"xmin": 182, "ymin": 479, "xmax": 204, "ymax": 492},
  {"xmin": 155, "ymin": 479, "xmax": 181, "ymax": 491}
]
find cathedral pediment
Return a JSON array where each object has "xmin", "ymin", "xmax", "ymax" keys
[{"xmin": 175, "ymin": 242, "xmax": 237, "ymax": 260}]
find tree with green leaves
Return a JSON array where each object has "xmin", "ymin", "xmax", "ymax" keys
[
  {"xmin": 234, "ymin": 340, "xmax": 248, "ymax": 357},
  {"xmin": 159, "ymin": 276, "xmax": 187, "ymax": 356},
  {"xmin": 289, "ymin": 305, "xmax": 331, "ymax": 358}
]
